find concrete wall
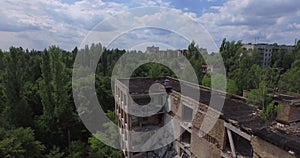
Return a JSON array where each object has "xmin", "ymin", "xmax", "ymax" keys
[
  {"xmin": 192, "ymin": 110, "xmax": 225, "ymax": 149},
  {"xmin": 190, "ymin": 133, "xmax": 221, "ymax": 158},
  {"xmin": 170, "ymin": 91, "xmax": 226, "ymax": 158},
  {"xmin": 170, "ymin": 93, "xmax": 180, "ymax": 115},
  {"xmin": 277, "ymin": 103, "xmax": 300, "ymax": 123},
  {"xmin": 251, "ymin": 136, "xmax": 296, "ymax": 158},
  {"xmin": 289, "ymin": 105, "xmax": 300, "ymax": 122},
  {"xmin": 277, "ymin": 103, "xmax": 291, "ymax": 124}
]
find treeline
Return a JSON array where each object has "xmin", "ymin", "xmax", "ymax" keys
[
  {"xmin": 0, "ymin": 44, "xmax": 125, "ymax": 158},
  {"xmin": 219, "ymin": 39, "xmax": 300, "ymax": 94}
]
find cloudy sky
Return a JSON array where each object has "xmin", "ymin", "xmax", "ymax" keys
[{"xmin": 1, "ymin": 0, "xmax": 300, "ymax": 51}]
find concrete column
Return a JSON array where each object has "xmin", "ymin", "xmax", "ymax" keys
[{"xmin": 227, "ymin": 129, "xmax": 236, "ymax": 158}]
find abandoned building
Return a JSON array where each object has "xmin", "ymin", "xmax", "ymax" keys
[
  {"xmin": 145, "ymin": 46, "xmax": 207, "ymax": 58},
  {"xmin": 114, "ymin": 77, "xmax": 300, "ymax": 158},
  {"xmin": 242, "ymin": 43, "xmax": 294, "ymax": 67}
]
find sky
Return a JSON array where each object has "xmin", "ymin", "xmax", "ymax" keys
[{"xmin": 0, "ymin": 0, "xmax": 300, "ymax": 51}]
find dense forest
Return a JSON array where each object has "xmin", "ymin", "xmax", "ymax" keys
[{"xmin": 0, "ymin": 39, "xmax": 300, "ymax": 157}]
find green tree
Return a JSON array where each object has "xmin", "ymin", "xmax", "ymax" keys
[
  {"xmin": 247, "ymin": 82, "xmax": 272, "ymax": 108},
  {"xmin": 220, "ymin": 38, "xmax": 243, "ymax": 75},
  {"xmin": 261, "ymin": 67, "xmax": 280, "ymax": 90},
  {"xmin": 202, "ymin": 73, "xmax": 238, "ymax": 96},
  {"xmin": 279, "ymin": 60, "xmax": 300, "ymax": 93},
  {"xmin": 37, "ymin": 46, "xmax": 77, "ymax": 151},
  {"xmin": 46, "ymin": 146, "xmax": 64, "ymax": 158},
  {"xmin": 261, "ymin": 101, "xmax": 282, "ymax": 121},
  {"xmin": 294, "ymin": 40, "xmax": 300, "ymax": 60},
  {"xmin": 3, "ymin": 47, "xmax": 33, "ymax": 127},
  {"xmin": 149, "ymin": 63, "xmax": 163, "ymax": 78},
  {"xmin": 96, "ymin": 76, "xmax": 114, "ymax": 112},
  {"xmin": 247, "ymin": 82, "xmax": 280, "ymax": 121},
  {"xmin": 272, "ymin": 49, "xmax": 294, "ymax": 70},
  {"xmin": 88, "ymin": 111, "xmax": 122, "ymax": 158},
  {"xmin": 0, "ymin": 127, "xmax": 45, "ymax": 158},
  {"xmin": 69, "ymin": 141, "xmax": 87, "ymax": 158}
]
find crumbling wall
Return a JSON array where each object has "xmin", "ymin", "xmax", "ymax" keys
[
  {"xmin": 251, "ymin": 136, "xmax": 296, "ymax": 158},
  {"xmin": 289, "ymin": 105, "xmax": 300, "ymax": 122},
  {"xmin": 277, "ymin": 103, "xmax": 291, "ymax": 124},
  {"xmin": 277, "ymin": 103, "xmax": 300, "ymax": 124},
  {"xmin": 147, "ymin": 115, "xmax": 162, "ymax": 125},
  {"xmin": 192, "ymin": 109, "xmax": 226, "ymax": 149},
  {"xmin": 190, "ymin": 132, "xmax": 221, "ymax": 158},
  {"xmin": 170, "ymin": 93, "xmax": 180, "ymax": 115}
]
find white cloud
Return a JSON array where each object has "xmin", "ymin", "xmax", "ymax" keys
[
  {"xmin": 85, "ymin": 8, "xmax": 219, "ymax": 53},
  {"xmin": 135, "ymin": 0, "xmax": 171, "ymax": 7},
  {"xmin": 198, "ymin": 0, "xmax": 300, "ymax": 45},
  {"xmin": 0, "ymin": 0, "xmax": 128, "ymax": 50},
  {"xmin": 0, "ymin": 0, "xmax": 299, "ymax": 51}
]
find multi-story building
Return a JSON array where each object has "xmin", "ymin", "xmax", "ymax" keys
[
  {"xmin": 115, "ymin": 77, "xmax": 300, "ymax": 158},
  {"xmin": 146, "ymin": 46, "xmax": 184, "ymax": 58},
  {"xmin": 242, "ymin": 43, "xmax": 294, "ymax": 67}
]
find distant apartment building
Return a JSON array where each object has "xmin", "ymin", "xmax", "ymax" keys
[
  {"xmin": 242, "ymin": 43, "xmax": 294, "ymax": 67},
  {"xmin": 115, "ymin": 77, "xmax": 300, "ymax": 158},
  {"xmin": 146, "ymin": 46, "xmax": 182, "ymax": 57}
]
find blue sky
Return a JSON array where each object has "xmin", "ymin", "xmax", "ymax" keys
[{"xmin": 0, "ymin": 0, "xmax": 299, "ymax": 51}]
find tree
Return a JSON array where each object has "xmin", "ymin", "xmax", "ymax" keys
[
  {"xmin": 247, "ymin": 82, "xmax": 280, "ymax": 121},
  {"xmin": 37, "ymin": 46, "xmax": 77, "ymax": 150},
  {"xmin": 202, "ymin": 74, "xmax": 211, "ymax": 87},
  {"xmin": 0, "ymin": 50, "xmax": 6, "ymax": 127},
  {"xmin": 96, "ymin": 76, "xmax": 114, "ymax": 112},
  {"xmin": 46, "ymin": 146, "xmax": 64, "ymax": 158},
  {"xmin": 294, "ymin": 40, "xmax": 300, "ymax": 60},
  {"xmin": 149, "ymin": 63, "xmax": 163, "ymax": 78},
  {"xmin": 272, "ymin": 49, "xmax": 294, "ymax": 70},
  {"xmin": 69, "ymin": 141, "xmax": 87, "ymax": 158},
  {"xmin": 202, "ymin": 73, "xmax": 238, "ymax": 96},
  {"xmin": 261, "ymin": 101, "xmax": 282, "ymax": 122},
  {"xmin": 231, "ymin": 49, "xmax": 262, "ymax": 92},
  {"xmin": 261, "ymin": 67, "xmax": 280, "ymax": 90},
  {"xmin": 0, "ymin": 127, "xmax": 45, "ymax": 158},
  {"xmin": 88, "ymin": 111, "xmax": 123, "ymax": 158},
  {"xmin": 220, "ymin": 38, "xmax": 243, "ymax": 75},
  {"xmin": 279, "ymin": 60, "xmax": 300, "ymax": 93},
  {"xmin": 3, "ymin": 47, "xmax": 33, "ymax": 127},
  {"xmin": 247, "ymin": 82, "xmax": 271, "ymax": 107}
]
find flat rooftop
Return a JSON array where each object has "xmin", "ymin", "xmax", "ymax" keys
[{"xmin": 117, "ymin": 77, "xmax": 300, "ymax": 156}]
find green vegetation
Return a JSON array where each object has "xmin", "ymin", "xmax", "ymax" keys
[
  {"xmin": 220, "ymin": 38, "xmax": 300, "ymax": 94},
  {"xmin": 202, "ymin": 73, "xmax": 238, "ymax": 97},
  {"xmin": 0, "ymin": 45, "xmax": 124, "ymax": 157},
  {"xmin": 0, "ymin": 127, "xmax": 45, "ymax": 158},
  {"xmin": 220, "ymin": 38, "xmax": 300, "ymax": 121}
]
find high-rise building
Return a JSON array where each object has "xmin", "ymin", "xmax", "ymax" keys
[{"xmin": 242, "ymin": 43, "xmax": 294, "ymax": 67}]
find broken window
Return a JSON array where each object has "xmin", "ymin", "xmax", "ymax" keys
[
  {"xmin": 182, "ymin": 104, "xmax": 193, "ymax": 122},
  {"xmin": 225, "ymin": 130, "xmax": 252, "ymax": 157},
  {"xmin": 133, "ymin": 114, "xmax": 164, "ymax": 128},
  {"xmin": 180, "ymin": 148, "xmax": 190, "ymax": 158},
  {"xmin": 181, "ymin": 128, "xmax": 191, "ymax": 145}
]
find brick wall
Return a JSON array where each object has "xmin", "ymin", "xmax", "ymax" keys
[
  {"xmin": 190, "ymin": 133, "xmax": 221, "ymax": 158},
  {"xmin": 251, "ymin": 136, "xmax": 296, "ymax": 158}
]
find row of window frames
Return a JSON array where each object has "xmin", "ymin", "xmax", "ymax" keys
[
  {"xmin": 264, "ymin": 58, "xmax": 271, "ymax": 62},
  {"xmin": 264, "ymin": 53, "xmax": 272, "ymax": 56}
]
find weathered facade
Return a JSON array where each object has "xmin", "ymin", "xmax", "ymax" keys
[
  {"xmin": 242, "ymin": 43, "xmax": 294, "ymax": 67},
  {"xmin": 115, "ymin": 77, "xmax": 300, "ymax": 158}
]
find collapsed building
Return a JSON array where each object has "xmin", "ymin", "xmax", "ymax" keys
[{"xmin": 114, "ymin": 77, "xmax": 300, "ymax": 158}]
